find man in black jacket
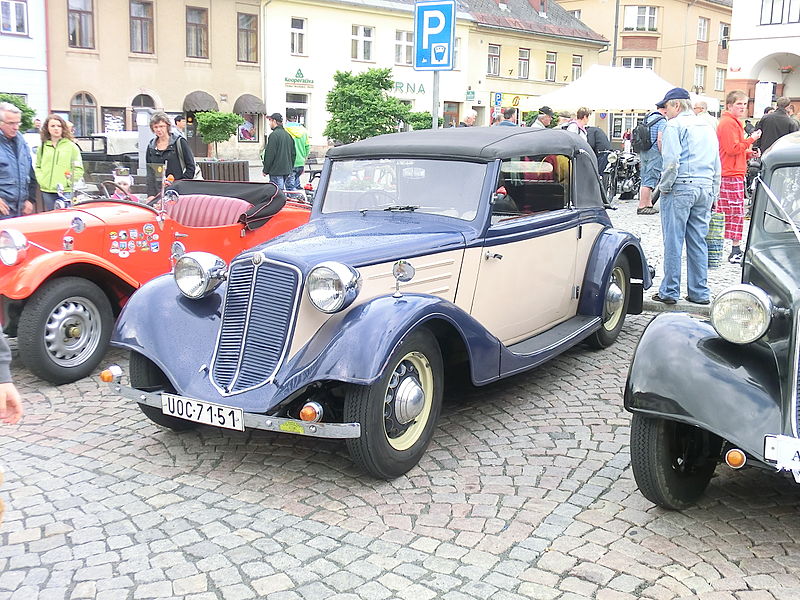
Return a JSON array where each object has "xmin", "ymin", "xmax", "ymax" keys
[
  {"xmin": 586, "ymin": 126, "xmax": 612, "ymax": 174},
  {"xmin": 262, "ymin": 113, "xmax": 296, "ymax": 190},
  {"xmin": 757, "ymin": 97, "xmax": 799, "ymax": 153}
]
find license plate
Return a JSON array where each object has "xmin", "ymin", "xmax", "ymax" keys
[{"xmin": 161, "ymin": 393, "xmax": 244, "ymax": 431}]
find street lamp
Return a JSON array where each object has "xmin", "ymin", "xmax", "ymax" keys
[{"xmin": 692, "ymin": 85, "xmax": 704, "ymax": 95}]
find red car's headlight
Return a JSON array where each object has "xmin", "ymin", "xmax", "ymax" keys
[{"xmin": 0, "ymin": 229, "xmax": 28, "ymax": 266}]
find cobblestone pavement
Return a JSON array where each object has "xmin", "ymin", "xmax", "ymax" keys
[{"xmin": 3, "ymin": 195, "xmax": 798, "ymax": 600}]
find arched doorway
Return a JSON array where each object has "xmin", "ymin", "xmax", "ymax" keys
[{"xmin": 745, "ymin": 52, "xmax": 800, "ymax": 117}]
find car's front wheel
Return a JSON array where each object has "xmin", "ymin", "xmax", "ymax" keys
[
  {"xmin": 630, "ymin": 413, "xmax": 722, "ymax": 510},
  {"xmin": 17, "ymin": 277, "xmax": 114, "ymax": 384},
  {"xmin": 587, "ymin": 254, "xmax": 630, "ymax": 349},
  {"xmin": 344, "ymin": 328, "xmax": 443, "ymax": 479},
  {"xmin": 130, "ymin": 351, "xmax": 198, "ymax": 431}
]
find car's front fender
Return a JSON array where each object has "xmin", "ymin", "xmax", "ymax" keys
[
  {"xmin": 579, "ymin": 228, "xmax": 651, "ymax": 316},
  {"xmin": 625, "ymin": 312, "xmax": 783, "ymax": 461},
  {"xmin": 279, "ymin": 294, "xmax": 502, "ymax": 391},
  {"xmin": 0, "ymin": 250, "xmax": 142, "ymax": 300}
]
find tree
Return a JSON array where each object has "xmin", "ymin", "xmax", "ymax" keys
[
  {"xmin": 324, "ymin": 69, "xmax": 409, "ymax": 143},
  {"xmin": 195, "ymin": 111, "xmax": 244, "ymax": 157},
  {"xmin": 405, "ymin": 111, "xmax": 443, "ymax": 131},
  {"xmin": 0, "ymin": 94, "xmax": 35, "ymax": 131}
]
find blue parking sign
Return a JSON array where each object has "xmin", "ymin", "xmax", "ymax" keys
[{"xmin": 414, "ymin": 0, "xmax": 456, "ymax": 71}]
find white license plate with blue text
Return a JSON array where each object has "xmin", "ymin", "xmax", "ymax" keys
[{"xmin": 161, "ymin": 393, "xmax": 244, "ymax": 431}]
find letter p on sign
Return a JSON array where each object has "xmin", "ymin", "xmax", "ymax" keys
[{"xmin": 414, "ymin": 0, "xmax": 455, "ymax": 71}]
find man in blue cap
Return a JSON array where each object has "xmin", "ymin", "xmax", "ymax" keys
[{"xmin": 651, "ymin": 87, "xmax": 721, "ymax": 306}]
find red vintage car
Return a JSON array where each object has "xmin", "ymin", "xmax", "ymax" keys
[{"xmin": 0, "ymin": 179, "xmax": 310, "ymax": 384}]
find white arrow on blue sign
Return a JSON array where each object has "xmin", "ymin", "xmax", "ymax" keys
[{"xmin": 413, "ymin": 0, "xmax": 456, "ymax": 71}]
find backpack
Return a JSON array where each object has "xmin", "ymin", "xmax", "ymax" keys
[{"xmin": 632, "ymin": 114, "xmax": 665, "ymax": 153}]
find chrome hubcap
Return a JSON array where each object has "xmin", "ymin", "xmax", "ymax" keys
[
  {"xmin": 603, "ymin": 266, "xmax": 625, "ymax": 330},
  {"xmin": 44, "ymin": 296, "xmax": 103, "ymax": 367},
  {"xmin": 384, "ymin": 352, "xmax": 433, "ymax": 451}
]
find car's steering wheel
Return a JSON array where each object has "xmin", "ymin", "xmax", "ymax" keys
[
  {"xmin": 359, "ymin": 189, "xmax": 396, "ymax": 209},
  {"xmin": 99, "ymin": 180, "xmax": 132, "ymax": 200}
]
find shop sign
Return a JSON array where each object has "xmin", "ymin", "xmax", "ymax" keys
[
  {"xmin": 393, "ymin": 81, "xmax": 427, "ymax": 95},
  {"xmin": 465, "ymin": 90, "xmax": 475, "ymax": 101},
  {"xmin": 285, "ymin": 69, "xmax": 314, "ymax": 88}
]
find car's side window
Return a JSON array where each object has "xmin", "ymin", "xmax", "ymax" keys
[
  {"xmin": 762, "ymin": 166, "xmax": 800, "ymax": 234},
  {"xmin": 493, "ymin": 155, "xmax": 571, "ymax": 221}
]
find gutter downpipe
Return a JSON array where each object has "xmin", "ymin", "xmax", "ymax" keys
[
  {"xmin": 45, "ymin": 0, "xmax": 52, "ymax": 113},
  {"xmin": 611, "ymin": 0, "xmax": 620, "ymax": 66},
  {"xmin": 261, "ymin": 1, "xmax": 272, "ymax": 147},
  {"xmin": 682, "ymin": 0, "xmax": 699, "ymax": 88}
]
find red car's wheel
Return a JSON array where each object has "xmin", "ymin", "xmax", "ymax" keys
[{"xmin": 17, "ymin": 277, "xmax": 113, "ymax": 384}]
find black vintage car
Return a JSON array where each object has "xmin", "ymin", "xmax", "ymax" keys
[{"xmin": 625, "ymin": 131, "xmax": 800, "ymax": 509}]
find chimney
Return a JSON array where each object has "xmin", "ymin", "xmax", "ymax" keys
[{"xmin": 528, "ymin": 0, "xmax": 547, "ymax": 16}]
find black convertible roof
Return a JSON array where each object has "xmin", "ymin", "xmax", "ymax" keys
[{"xmin": 327, "ymin": 127, "xmax": 596, "ymax": 162}]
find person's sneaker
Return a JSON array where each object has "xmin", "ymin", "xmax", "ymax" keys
[
  {"xmin": 728, "ymin": 249, "xmax": 743, "ymax": 264},
  {"xmin": 651, "ymin": 293, "xmax": 677, "ymax": 305},
  {"xmin": 637, "ymin": 206, "xmax": 658, "ymax": 215}
]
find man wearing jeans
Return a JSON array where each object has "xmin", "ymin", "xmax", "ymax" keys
[{"xmin": 651, "ymin": 87, "xmax": 721, "ymax": 306}]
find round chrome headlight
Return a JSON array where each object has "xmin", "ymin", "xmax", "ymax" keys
[
  {"xmin": 0, "ymin": 229, "xmax": 28, "ymax": 266},
  {"xmin": 306, "ymin": 261, "xmax": 361, "ymax": 313},
  {"xmin": 174, "ymin": 252, "xmax": 227, "ymax": 299},
  {"xmin": 607, "ymin": 152, "xmax": 618, "ymax": 163},
  {"xmin": 710, "ymin": 284, "xmax": 773, "ymax": 344}
]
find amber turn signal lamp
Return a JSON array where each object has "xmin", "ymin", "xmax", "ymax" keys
[
  {"xmin": 99, "ymin": 365, "xmax": 123, "ymax": 383},
  {"xmin": 299, "ymin": 401, "xmax": 323, "ymax": 422},
  {"xmin": 725, "ymin": 448, "xmax": 747, "ymax": 469}
]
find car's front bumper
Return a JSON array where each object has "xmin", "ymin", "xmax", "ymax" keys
[{"xmin": 105, "ymin": 378, "xmax": 361, "ymax": 439}]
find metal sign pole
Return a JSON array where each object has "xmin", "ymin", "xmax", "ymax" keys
[{"xmin": 432, "ymin": 71, "xmax": 439, "ymax": 129}]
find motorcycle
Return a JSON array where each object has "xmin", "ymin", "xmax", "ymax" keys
[{"xmin": 603, "ymin": 149, "xmax": 641, "ymax": 201}]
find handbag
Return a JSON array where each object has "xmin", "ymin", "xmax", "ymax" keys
[
  {"xmin": 175, "ymin": 137, "xmax": 203, "ymax": 180},
  {"xmin": 706, "ymin": 206, "xmax": 725, "ymax": 269}
]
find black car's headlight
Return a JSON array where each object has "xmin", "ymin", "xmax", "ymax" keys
[
  {"xmin": 0, "ymin": 229, "xmax": 28, "ymax": 266},
  {"xmin": 710, "ymin": 284, "xmax": 773, "ymax": 344},
  {"xmin": 306, "ymin": 261, "xmax": 361, "ymax": 313},
  {"xmin": 174, "ymin": 252, "xmax": 227, "ymax": 299}
]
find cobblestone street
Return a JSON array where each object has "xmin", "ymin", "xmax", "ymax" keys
[{"xmin": 2, "ymin": 199, "xmax": 799, "ymax": 600}]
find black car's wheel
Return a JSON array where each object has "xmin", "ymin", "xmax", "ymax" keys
[
  {"xmin": 344, "ymin": 328, "xmax": 443, "ymax": 479},
  {"xmin": 587, "ymin": 254, "xmax": 630, "ymax": 349},
  {"xmin": 630, "ymin": 413, "xmax": 722, "ymax": 510},
  {"xmin": 130, "ymin": 351, "xmax": 198, "ymax": 431},
  {"xmin": 17, "ymin": 277, "xmax": 114, "ymax": 384}
]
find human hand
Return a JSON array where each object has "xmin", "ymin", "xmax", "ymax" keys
[
  {"xmin": 750, "ymin": 129, "xmax": 762, "ymax": 141},
  {"xmin": 0, "ymin": 382, "xmax": 23, "ymax": 424},
  {"xmin": 0, "ymin": 198, "xmax": 9, "ymax": 216},
  {"xmin": 22, "ymin": 200, "xmax": 33, "ymax": 215}
]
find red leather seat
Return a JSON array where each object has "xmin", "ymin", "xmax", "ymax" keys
[{"xmin": 166, "ymin": 194, "xmax": 251, "ymax": 227}]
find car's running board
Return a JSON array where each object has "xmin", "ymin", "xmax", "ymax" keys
[{"xmin": 507, "ymin": 315, "xmax": 601, "ymax": 357}]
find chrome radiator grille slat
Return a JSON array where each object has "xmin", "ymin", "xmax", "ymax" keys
[{"xmin": 211, "ymin": 258, "xmax": 301, "ymax": 394}]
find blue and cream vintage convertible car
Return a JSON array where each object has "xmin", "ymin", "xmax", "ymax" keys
[
  {"xmin": 104, "ymin": 127, "xmax": 651, "ymax": 478},
  {"xmin": 626, "ymin": 132, "xmax": 800, "ymax": 509}
]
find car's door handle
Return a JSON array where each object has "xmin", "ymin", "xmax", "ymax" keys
[
  {"xmin": 174, "ymin": 232, "xmax": 188, "ymax": 238},
  {"xmin": 485, "ymin": 251, "xmax": 503, "ymax": 260}
]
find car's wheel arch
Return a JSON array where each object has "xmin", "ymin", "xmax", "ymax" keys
[{"xmin": 37, "ymin": 263, "xmax": 136, "ymax": 318}]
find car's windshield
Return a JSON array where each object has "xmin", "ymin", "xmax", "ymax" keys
[
  {"xmin": 321, "ymin": 158, "xmax": 487, "ymax": 221},
  {"xmin": 762, "ymin": 165, "xmax": 800, "ymax": 238}
]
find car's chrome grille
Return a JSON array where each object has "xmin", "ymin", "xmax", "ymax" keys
[{"xmin": 211, "ymin": 257, "xmax": 301, "ymax": 395}]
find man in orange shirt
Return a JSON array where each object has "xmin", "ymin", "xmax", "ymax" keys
[{"xmin": 717, "ymin": 90, "xmax": 761, "ymax": 263}]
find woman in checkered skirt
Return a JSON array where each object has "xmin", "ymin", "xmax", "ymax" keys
[{"xmin": 717, "ymin": 90, "xmax": 762, "ymax": 264}]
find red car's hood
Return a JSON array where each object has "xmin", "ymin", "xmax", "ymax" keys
[{"xmin": 0, "ymin": 202, "xmax": 157, "ymax": 238}]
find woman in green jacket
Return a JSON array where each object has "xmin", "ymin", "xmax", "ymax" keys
[{"xmin": 34, "ymin": 114, "xmax": 84, "ymax": 211}]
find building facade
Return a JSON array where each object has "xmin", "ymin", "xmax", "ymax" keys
[
  {"xmin": 0, "ymin": 0, "xmax": 48, "ymax": 120},
  {"xmin": 559, "ymin": 0, "xmax": 732, "ymax": 105},
  {"xmin": 726, "ymin": 0, "xmax": 799, "ymax": 118}
]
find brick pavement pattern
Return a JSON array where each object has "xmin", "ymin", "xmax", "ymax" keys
[{"xmin": 2, "ymin": 198, "xmax": 799, "ymax": 600}]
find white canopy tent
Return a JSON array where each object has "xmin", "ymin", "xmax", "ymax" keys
[{"xmin": 522, "ymin": 65, "xmax": 720, "ymax": 114}]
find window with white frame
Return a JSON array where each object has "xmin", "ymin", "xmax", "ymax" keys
[
  {"xmin": 623, "ymin": 6, "xmax": 657, "ymax": 31},
  {"xmin": 697, "ymin": 17, "xmax": 709, "ymax": 41},
  {"xmin": 611, "ymin": 113, "xmax": 646, "ymax": 139},
  {"xmin": 290, "ymin": 17, "xmax": 305, "ymax": 55},
  {"xmin": 1, "ymin": 0, "xmax": 27, "ymax": 35},
  {"xmin": 621, "ymin": 56, "xmax": 654, "ymax": 69},
  {"xmin": 238, "ymin": 13, "xmax": 257, "ymax": 62},
  {"xmin": 351, "ymin": 25, "xmax": 373, "ymax": 61},
  {"xmin": 453, "ymin": 37, "xmax": 460, "ymax": 69},
  {"xmin": 487, "ymin": 44, "xmax": 500, "ymax": 75},
  {"xmin": 518, "ymin": 48, "xmax": 529, "ymax": 79},
  {"xmin": 694, "ymin": 65, "xmax": 706, "ymax": 89},
  {"xmin": 761, "ymin": 0, "xmax": 785, "ymax": 24},
  {"xmin": 545, "ymin": 51, "xmax": 556, "ymax": 81},
  {"xmin": 395, "ymin": 30, "xmax": 413, "ymax": 65},
  {"xmin": 719, "ymin": 22, "xmax": 730, "ymax": 45},
  {"xmin": 572, "ymin": 55, "xmax": 582, "ymax": 80},
  {"xmin": 715, "ymin": 68, "xmax": 726, "ymax": 91},
  {"xmin": 789, "ymin": 0, "xmax": 800, "ymax": 22},
  {"xmin": 567, "ymin": 9, "xmax": 581, "ymax": 19}
]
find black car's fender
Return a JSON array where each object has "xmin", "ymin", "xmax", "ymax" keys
[
  {"xmin": 579, "ymin": 228, "xmax": 650, "ymax": 317},
  {"xmin": 625, "ymin": 312, "xmax": 782, "ymax": 461}
]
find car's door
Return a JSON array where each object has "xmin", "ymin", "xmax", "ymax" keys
[{"xmin": 468, "ymin": 156, "xmax": 580, "ymax": 346}]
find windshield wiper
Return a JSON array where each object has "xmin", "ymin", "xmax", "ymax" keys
[{"xmin": 383, "ymin": 205, "xmax": 419, "ymax": 212}]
